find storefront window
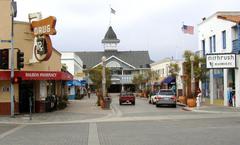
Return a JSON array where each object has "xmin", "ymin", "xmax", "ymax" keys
[
  {"xmin": 213, "ymin": 69, "xmax": 224, "ymax": 99},
  {"xmin": 47, "ymin": 81, "xmax": 56, "ymax": 96}
]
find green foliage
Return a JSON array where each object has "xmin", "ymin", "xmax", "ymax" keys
[
  {"xmin": 183, "ymin": 50, "xmax": 207, "ymax": 83},
  {"xmin": 169, "ymin": 63, "xmax": 180, "ymax": 78},
  {"xmin": 132, "ymin": 70, "xmax": 155, "ymax": 91},
  {"xmin": 88, "ymin": 65, "xmax": 111, "ymax": 106},
  {"xmin": 88, "ymin": 65, "xmax": 111, "ymax": 90},
  {"xmin": 132, "ymin": 74, "xmax": 145, "ymax": 90},
  {"xmin": 146, "ymin": 70, "xmax": 159, "ymax": 82}
]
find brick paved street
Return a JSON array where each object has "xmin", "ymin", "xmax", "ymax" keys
[
  {"xmin": 1, "ymin": 94, "xmax": 240, "ymax": 145},
  {"xmin": 0, "ymin": 94, "xmax": 111, "ymax": 124}
]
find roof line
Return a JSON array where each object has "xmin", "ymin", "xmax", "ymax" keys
[
  {"xmin": 198, "ymin": 11, "xmax": 240, "ymax": 26},
  {"xmin": 92, "ymin": 55, "xmax": 136, "ymax": 69}
]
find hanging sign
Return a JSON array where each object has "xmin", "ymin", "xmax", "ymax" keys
[
  {"xmin": 30, "ymin": 16, "xmax": 57, "ymax": 61},
  {"xmin": 206, "ymin": 53, "xmax": 236, "ymax": 69}
]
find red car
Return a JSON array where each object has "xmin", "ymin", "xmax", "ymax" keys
[{"xmin": 119, "ymin": 92, "xmax": 135, "ymax": 105}]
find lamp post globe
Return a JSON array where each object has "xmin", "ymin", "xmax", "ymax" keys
[
  {"xmin": 102, "ymin": 56, "xmax": 106, "ymax": 62},
  {"xmin": 190, "ymin": 55, "xmax": 194, "ymax": 62}
]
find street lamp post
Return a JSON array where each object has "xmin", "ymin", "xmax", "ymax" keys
[
  {"xmin": 190, "ymin": 55, "xmax": 195, "ymax": 97},
  {"xmin": 120, "ymin": 67, "xmax": 124, "ymax": 92},
  {"xmin": 102, "ymin": 56, "xmax": 106, "ymax": 99}
]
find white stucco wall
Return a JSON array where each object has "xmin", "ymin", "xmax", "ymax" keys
[
  {"xmin": 150, "ymin": 58, "xmax": 173, "ymax": 79},
  {"xmin": 198, "ymin": 11, "xmax": 240, "ymax": 107},
  {"xmin": 198, "ymin": 12, "xmax": 239, "ymax": 53},
  {"xmin": 61, "ymin": 52, "xmax": 83, "ymax": 80}
]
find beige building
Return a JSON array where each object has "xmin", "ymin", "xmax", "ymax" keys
[
  {"xmin": 0, "ymin": 0, "xmax": 72, "ymax": 115},
  {"xmin": 150, "ymin": 58, "xmax": 184, "ymax": 95}
]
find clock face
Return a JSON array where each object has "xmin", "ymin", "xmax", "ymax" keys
[{"xmin": 34, "ymin": 35, "xmax": 52, "ymax": 61}]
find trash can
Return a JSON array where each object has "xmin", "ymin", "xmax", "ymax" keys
[{"xmin": 104, "ymin": 97, "xmax": 111, "ymax": 109}]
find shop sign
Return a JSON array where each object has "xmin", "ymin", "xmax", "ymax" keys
[
  {"xmin": 23, "ymin": 72, "xmax": 58, "ymax": 80},
  {"xmin": 0, "ymin": 71, "xmax": 73, "ymax": 80},
  {"xmin": 206, "ymin": 53, "xmax": 236, "ymax": 69},
  {"xmin": 31, "ymin": 16, "xmax": 57, "ymax": 62}
]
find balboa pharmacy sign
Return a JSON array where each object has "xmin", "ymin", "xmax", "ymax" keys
[{"xmin": 206, "ymin": 53, "xmax": 236, "ymax": 69}]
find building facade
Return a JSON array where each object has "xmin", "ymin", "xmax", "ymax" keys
[
  {"xmin": 61, "ymin": 52, "xmax": 84, "ymax": 99},
  {"xmin": 198, "ymin": 11, "xmax": 240, "ymax": 107},
  {"xmin": 150, "ymin": 58, "xmax": 184, "ymax": 96},
  {"xmin": 75, "ymin": 26, "xmax": 152, "ymax": 92},
  {"xmin": 0, "ymin": 0, "xmax": 72, "ymax": 115}
]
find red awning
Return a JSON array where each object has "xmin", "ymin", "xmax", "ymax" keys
[
  {"xmin": 0, "ymin": 71, "xmax": 10, "ymax": 80},
  {"xmin": 0, "ymin": 71, "xmax": 73, "ymax": 81}
]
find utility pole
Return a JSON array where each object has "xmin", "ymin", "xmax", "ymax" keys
[{"xmin": 10, "ymin": 0, "xmax": 17, "ymax": 117}]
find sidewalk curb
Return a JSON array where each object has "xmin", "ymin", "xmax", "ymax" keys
[
  {"xmin": 182, "ymin": 107, "xmax": 193, "ymax": 111},
  {"xmin": 177, "ymin": 102, "xmax": 187, "ymax": 107}
]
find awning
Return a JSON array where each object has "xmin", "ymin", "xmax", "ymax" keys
[
  {"xmin": 66, "ymin": 80, "xmax": 81, "ymax": 86},
  {"xmin": 0, "ymin": 71, "xmax": 73, "ymax": 81},
  {"xmin": 161, "ymin": 76, "xmax": 175, "ymax": 85},
  {"xmin": 66, "ymin": 80, "xmax": 87, "ymax": 87}
]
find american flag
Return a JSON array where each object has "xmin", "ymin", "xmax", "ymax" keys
[
  {"xmin": 182, "ymin": 25, "xmax": 194, "ymax": 34},
  {"xmin": 111, "ymin": 8, "xmax": 116, "ymax": 15}
]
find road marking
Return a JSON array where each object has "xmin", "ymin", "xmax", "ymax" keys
[
  {"xmin": 88, "ymin": 123, "xmax": 100, "ymax": 145},
  {"xmin": 111, "ymin": 104, "xmax": 122, "ymax": 117},
  {"xmin": 0, "ymin": 125, "xmax": 26, "ymax": 140}
]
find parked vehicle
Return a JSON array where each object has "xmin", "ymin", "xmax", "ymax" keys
[
  {"xmin": 119, "ymin": 92, "xmax": 135, "ymax": 105},
  {"xmin": 155, "ymin": 89, "xmax": 176, "ymax": 107}
]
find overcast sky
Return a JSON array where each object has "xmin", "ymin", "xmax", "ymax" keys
[{"xmin": 15, "ymin": 0, "xmax": 240, "ymax": 61}]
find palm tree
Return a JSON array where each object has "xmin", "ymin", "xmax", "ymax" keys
[
  {"xmin": 88, "ymin": 65, "xmax": 111, "ymax": 105},
  {"xmin": 169, "ymin": 63, "xmax": 180, "ymax": 79},
  {"xmin": 183, "ymin": 50, "xmax": 207, "ymax": 98},
  {"xmin": 168, "ymin": 62, "xmax": 180, "ymax": 94}
]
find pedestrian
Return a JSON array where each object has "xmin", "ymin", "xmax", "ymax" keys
[
  {"xmin": 171, "ymin": 85, "xmax": 176, "ymax": 95},
  {"xmin": 87, "ymin": 88, "xmax": 91, "ymax": 99},
  {"xmin": 196, "ymin": 88, "xmax": 201, "ymax": 97},
  {"xmin": 227, "ymin": 83, "xmax": 233, "ymax": 106},
  {"xmin": 196, "ymin": 87, "xmax": 202, "ymax": 103}
]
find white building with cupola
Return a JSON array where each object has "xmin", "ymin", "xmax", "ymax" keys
[{"xmin": 62, "ymin": 26, "xmax": 153, "ymax": 93}]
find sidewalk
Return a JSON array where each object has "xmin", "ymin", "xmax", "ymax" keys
[
  {"xmin": 182, "ymin": 104, "xmax": 240, "ymax": 113},
  {"xmin": 0, "ymin": 94, "xmax": 112, "ymax": 124}
]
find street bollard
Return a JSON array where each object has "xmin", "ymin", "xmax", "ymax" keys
[
  {"xmin": 29, "ymin": 96, "xmax": 32, "ymax": 120},
  {"xmin": 196, "ymin": 96, "xmax": 200, "ymax": 109}
]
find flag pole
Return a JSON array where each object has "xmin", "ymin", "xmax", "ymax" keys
[
  {"xmin": 109, "ymin": 5, "xmax": 111, "ymax": 26},
  {"xmin": 181, "ymin": 21, "xmax": 185, "ymax": 54}
]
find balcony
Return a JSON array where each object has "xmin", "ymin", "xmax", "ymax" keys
[
  {"xmin": 232, "ymin": 39, "xmax": 240, "ymax": 54},
  {"xmin": 111, "ymin": 74, "xmax": 133, "ymax": 84}
]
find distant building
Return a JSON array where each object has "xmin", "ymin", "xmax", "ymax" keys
[
  {"xmin": 198, "ymin": 11, "xmax": 240, "ymax": 107},
  {"xmin": 72, "ymin": 26, "xmax": 152, "ymax": 92},
  {"xmin": 61, "ymin": 52, "xmax": 84, "ymax": 99},
  {"xmin": 150, "ymin": 58, "xmax": 183, "ymax": 96}
]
